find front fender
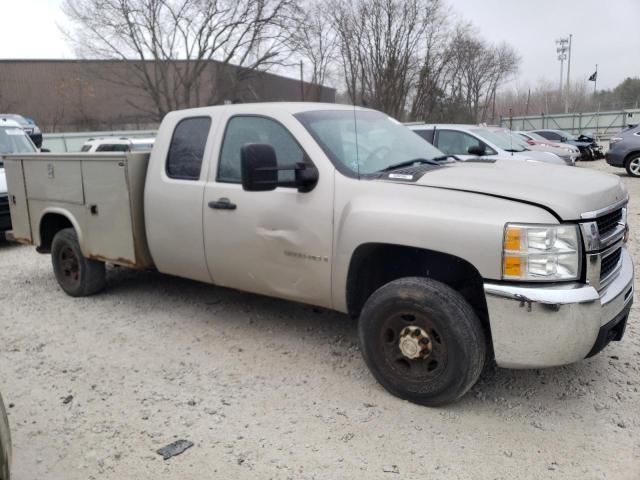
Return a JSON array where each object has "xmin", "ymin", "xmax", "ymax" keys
[{"xmin": 331, "ymin": 178, "xmax": 558, "ymax": 312}]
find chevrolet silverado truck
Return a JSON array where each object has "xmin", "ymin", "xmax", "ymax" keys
[{"xmin": 3, "ymin": 103, "xmax": 634, "ymax": 406}]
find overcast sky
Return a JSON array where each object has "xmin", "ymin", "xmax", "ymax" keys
[{"xmin": 1, "ymin": 0, "xmax": 638, "ymax": 91}]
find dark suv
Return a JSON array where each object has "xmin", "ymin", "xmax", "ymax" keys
[
  {"xmin": 606, "ymin": 124, "xmax": 640, "ymax": 177},
  {"xmin": 532, "ymin": 129, "xmax": 603, "ymax": 160}
]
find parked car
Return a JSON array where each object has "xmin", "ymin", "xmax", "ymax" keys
[
  {"xmin": 606, "ymin": 124, "xmax": 640, "ymax": 177},
  {"xmin": 531, "ymin": 129, "xmax": 602, "ymax": 160},
  {"xmin": 4, "ymin": 103, "xmax": 633, "ymax": 406},
  {"xmin": 81, "ymin": 137, "xmax": 156, "ymax": 153},
  {"xmin": 488, "ymin": 127, "xmax": 576, "ymax": 165},
  {"xmin": 576, "ymin": 132, "xmax": 605, "ymax": 159},
  {"xmin": 515, "ymin": 131, "xmax": 581, "ymax": 163},
  {"xmin": 408, "ymin": 124, "xmax": 567, "ymax": 165},
  {"xmin": 0, "ymin": 391, "xmax": 10, "ymax": 480},
  {"xmin": 0, "ymin": 118, "xmax": 38, "ymax": 236},
  {"xmin": 0, "ymin": 114, "xmax": 43, "ymax": 149}
]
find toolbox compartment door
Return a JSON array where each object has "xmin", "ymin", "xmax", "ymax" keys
[{"xmin": 3, "ymin": 158, "xmax": 33, "ymax": 242}]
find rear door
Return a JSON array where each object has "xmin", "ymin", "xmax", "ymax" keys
[
  {"xmin": 143, "ymin": 115, "xmax": 214, "ymax": 283},
  {"xmin": 203, "ymin": 113, "xmax": 334, "ymax": 307}
]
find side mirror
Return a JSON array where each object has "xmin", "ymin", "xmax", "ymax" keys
[
  {"xmin": 467, "ymin": 145, "xmax": 486, "ymax": 156},
  {"xmin": 240, "ymin": 143, "xmax": 318, "ymax": 193},
  {"xmin": 527, "ymin": 139, "xmax": 535, "ymax": 145},
  {"xmin": 560, "ymin": 136, "xmax": 568, "ymax": 142},
  {"xmin": 241, "ymin": 144, "xmax": 278, "ymax": 191}
]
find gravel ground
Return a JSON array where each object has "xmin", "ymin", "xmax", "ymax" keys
[{"xmin": 1, "ymin": 159, "xmax": 639, "ymax": 480}]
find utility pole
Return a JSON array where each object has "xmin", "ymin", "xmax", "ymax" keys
[
  {"xmin": 556, "ymin": 37, "xmax": 570, "ymax": 112},
  {"xmin": 299, "ymin": 60, "xmax": 304, "ymax": 101},
  {"xmin": 565, "ymin": 34, "xmax": 572, "ymax": 113}
]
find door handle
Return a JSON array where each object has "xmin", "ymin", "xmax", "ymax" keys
[{"xmin": 208, "ymin": 197, "xmax": 237, "ymax": 210}]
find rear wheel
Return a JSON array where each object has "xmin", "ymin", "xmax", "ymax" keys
[
  {"xmin": 358, "ymin": 277, "xmax": 486, "ymax": 406},
  {"xmin": 625, "ymin": 154, "xmax": 640, "ymax": 177},
  {"xmin": 51, "ymin": 228, "xmax": 106, "ymax": 296}
]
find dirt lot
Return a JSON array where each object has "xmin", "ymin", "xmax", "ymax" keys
[{"xmin": 1, "ymin": 159, "xmax": 639, "ymax": 480}]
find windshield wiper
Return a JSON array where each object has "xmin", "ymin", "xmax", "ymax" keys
[
  {"xmin": 504, "ymin": 148, "xmax": 525, "ymax": 153},
  {"xmin": 378, "ymin": 157, "xmax": 443, "ymax": 173}
]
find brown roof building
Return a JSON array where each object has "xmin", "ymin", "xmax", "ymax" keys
[{"xmin": 0, "ymin": 59, "xmax": 335, "ymax": 132}]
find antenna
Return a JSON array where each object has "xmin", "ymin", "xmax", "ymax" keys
[
  {"xmin": 353, "ymin": 101, "xmax": 360, "ymax": 179},
  {"xmin": 510, "ymin": 131, "xmax": 514, "ymax": 156}
]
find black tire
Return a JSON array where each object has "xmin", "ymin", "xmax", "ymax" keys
[
  {"xmin": 625, "ymin": 153, "xmax": 640, "ymax": 177},
  {"xmin": 51, "ymin": 228, "xmax": 106, "ymax": 296},
  {"xmin": 358, "ymin": 277, "xmax": 486, "ymax": 406}
]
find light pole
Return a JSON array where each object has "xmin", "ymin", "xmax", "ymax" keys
[
  {"xmin": 565, "ymin": 34, "xmax": 572, "ymax": 113},
  {"xmin": 556, "ymin": 37, "xmax": 570, "ymax": 111}
]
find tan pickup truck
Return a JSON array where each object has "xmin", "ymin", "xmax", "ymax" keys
[{"xmin": 3, "ymin": 103, "xmax": 634, "ymax": 406}]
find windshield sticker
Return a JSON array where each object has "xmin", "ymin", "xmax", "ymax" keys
[
  {"xmin": 389, "ymin": 173, "xmax": 414, "ymax": 180},
  {"xmin": 5, "ymin": 128, "xmax": 25, "ymax": 136}
]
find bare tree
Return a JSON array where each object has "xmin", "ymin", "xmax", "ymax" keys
[
  {"xmin": 62, "ymin": 0, "xmax": 299, "ymax": 119},
  {"xmin": 287, "ymin": 2, "xmax": 338, "ymax": 101},
  {"xmin": 330, "ymin": 0, "xmax": 431, "ymax": 118},
  {"xmin": 411, "ymin": 22, "xmax": 520, "ymax": 123},
  {"xmin": 410, "ymin": 0, "xmax": 452, "ymax": 121}
]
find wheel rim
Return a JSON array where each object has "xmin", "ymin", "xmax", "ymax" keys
[
  {"xmin": 378, "ymin": 310, "xmax": 448, "ymax": 382},
  {"xmin": 630, "ymin": 158, "xmax": 640, "ymax": 175},
  {"xmin": 58, "ymin": 245, "xmax": 81, "ymax": 289}
]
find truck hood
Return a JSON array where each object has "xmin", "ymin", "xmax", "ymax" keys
[
  {"xmin": 410, "ymin": 160, "xmax": 626, "ymax": 220},
  {"xmin": 0, "ymin": 169, "xmax": 6, "ymax": 194}
]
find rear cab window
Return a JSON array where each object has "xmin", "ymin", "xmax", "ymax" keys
[{"xmin": 166, "ymin": 117, "xmax": 212, "ymax": 180}]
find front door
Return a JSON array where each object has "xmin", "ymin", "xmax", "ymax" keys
[
  {"xmin": 435, "ymin": 129, "xmax": 494, "ymax": 160},
  {"xmin": 203, "ymin": 114, "xmax": 334, "ymax": 308}
]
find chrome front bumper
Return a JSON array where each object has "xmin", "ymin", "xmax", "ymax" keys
[{"xmin": 484, "ymin": 248, "xmax": 634, "ymax": 368}]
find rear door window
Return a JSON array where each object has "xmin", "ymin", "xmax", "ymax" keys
[{"xmin": 166, "ymin": 117, "xmax": 212, "ymax": 180}]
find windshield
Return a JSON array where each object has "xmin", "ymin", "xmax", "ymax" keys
[
  {"xmin": 0, "ymin": 126, "xmax": 37, "ymax": 155},
  {"xmin": 525, "ymin": 132, "xmax": 548, "ymax": 142},
  {"xmin": 470, "ymin": 128, "xmax": 527, "ymax": 152},
  {"xmin": 295, "ymin": 110, "xmax": 445, "ymax": 175}
]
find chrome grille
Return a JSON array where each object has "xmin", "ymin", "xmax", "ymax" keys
[
  {"xmin": 596, "ymin": 208, "xmax": 623, "ymax": 237},
  {"xmin": 600, "ymin": 247, "xmax": 622, "ymax": 281},
  {"xmin": 580, "ymin": 201, "xmax": 628, "ymax": 290}
]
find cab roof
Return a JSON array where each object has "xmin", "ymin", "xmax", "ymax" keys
[{"xmin": 165, "ymin": 102, "xmax": 371, "ymax": 117}]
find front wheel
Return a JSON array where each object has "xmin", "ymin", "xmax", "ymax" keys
[
  {"xmin": 358, "ymin": 277, "xmax": 486, "ymax": 406},
  {"xmin": 51, "ymin": 228, "xmax": 106, "ymax": 296},
  {"xmin": 625, "ymin": 154, "xmax": 640, "ymax": 177}
]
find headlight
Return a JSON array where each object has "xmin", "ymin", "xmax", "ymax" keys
[{"xmin": 502, "ymin": 224, "xmax": 581, "ymax": 281}]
